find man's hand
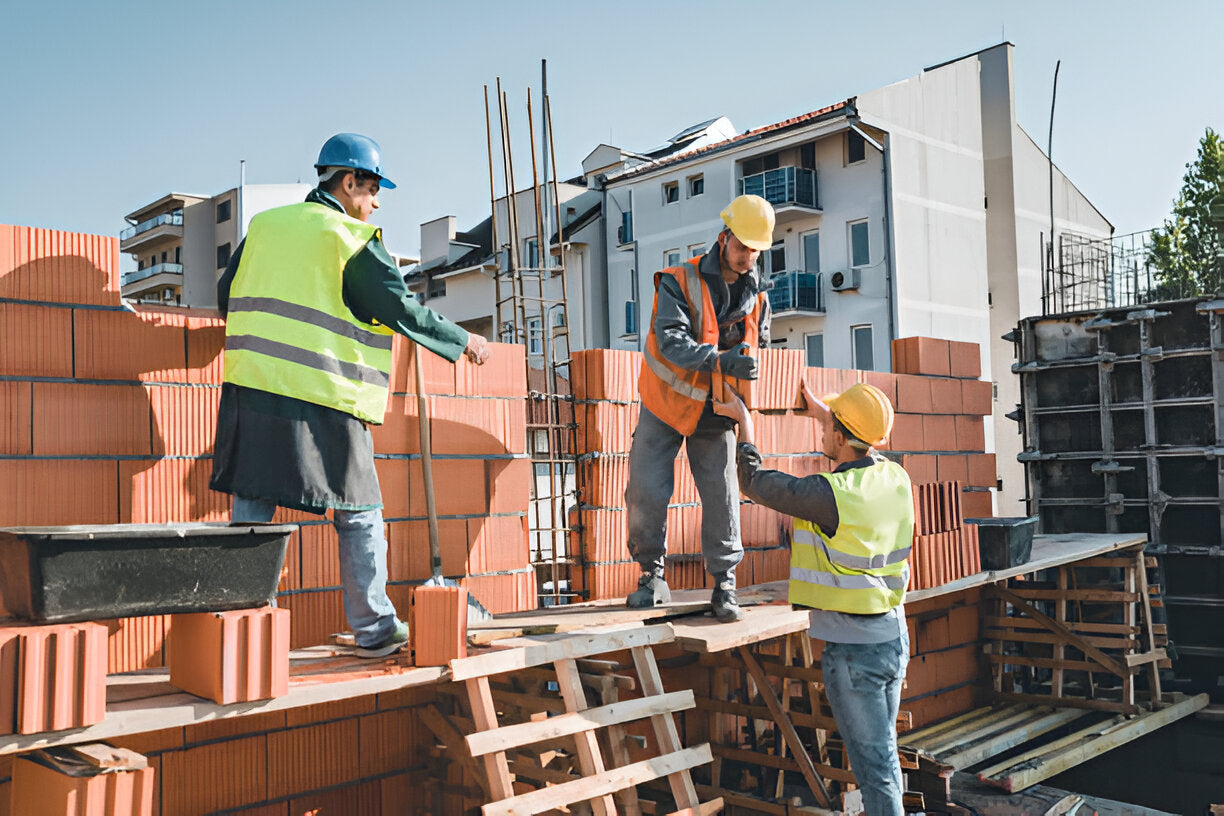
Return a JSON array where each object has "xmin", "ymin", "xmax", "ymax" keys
[
  {"xmin": 712, "ymin": 385, "xmax": 755, "ymax": 445},
  {"xmin": 718, "ymin": 343, "xmax": 758, "ymax": 380},
  {"xmin": 464, "ymin": 332, "xmax": 490, "ymax": 365},
  {"xmin": 797, "ymin": 378, "xmax": 830, "ymax": 421}
]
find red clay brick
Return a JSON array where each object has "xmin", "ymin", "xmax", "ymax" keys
[
  {"xmin": 893, "ymin": 337, "xmax": 951, "ymax": 377},
  {"xmin": 961, "ymin": 490, "xmax": 993, "ymax": 519},
  {"xmin": 0, "ymin": 226, "xmax": 120, "ymax": 306},
  {"xmin": 412, "ymin": 585, "xmax": 468, "ymax": 666},
  {"xmin": 954, "ymin": 415, "xmax": 986, "ymax": 452},
  {"xmin": 13, "ymin": 622, "xmax": 107, "ymax": 734},
  {"xmin": 277, "ymin": 590, "xmax": 346, "ymax": 649},
  {"xmin": 147, "ymin": 384, "xmax": 220, "ymax": 457},
  {"xmin": 889, "ymin": 414, "xmax": 925, "ymax": 452},
  {"xmin": 487, "ymin": 457, "xmax": 532, "ymax": 515},
  {"xmin": 454, "ymin": 342, "xmax": 527, "ymax": 398},
  {"xmin": 929, "ymin": 378, "xmax": 962, "ymax": 414},
  {"xmin": 948, "ymin": 340, "xmax": 982, "ymax": 379},
  {"xmin": 104, "ymin": 615, "xmax": 169, "ymax": 673},
  {"xmin": 72, "ymin": 308, "xmax": 188, "ymax": 381},
  {"xmin": 185, "ymin": 313, "xmax": 226, "ymax": 385},
  {"xmin": 160, "ymin": 734, "xmax": 268, "ymax": 815},
  {"xmin": 168, "ymin": 608, "xmax": 290, "ymax": 704},
  {"xmin": 922, "ymin": 415, "xmax": 957, "ymax": 452},
  {"xmin": 901, "ymin": 454, "xmax": 938, "ymax": 484},
  {"xmin": 10, "ymin": 749, "xmax": 154, "ymax": 816},
  {"xmin": 267, "ymin": 719, "xmax": 360, "ymax": 800},
  {"xmin": 0, "ymin": 380, "xmax": 31, "ymax": 456},
  {"xmin": 961, "ymin": 379, "xmax": 993, "ymax": 416},
  {"xmin": 894, "ymin": 374, "xmax": 933, "ymax": 414},
  {"xmin": 32, "ymin": 382, "xmax": 151, "ymax": 456},
  {"xmin": 0, "ymin": 459, "xmax": 118, "ymax": 526},
  {"xmin": 936, "ymin": 454, "xmax": 969, "ymax": 486},
  {"xmin": 119, "ymin": 458, "xmax": 229, "ymax": 524},
  {"xmin": 298, "ymin": 522, "xmax": 340, "ymax": 589},
  {"xmin": 0, "ymin": 302, "xmax": 73, "ymax": 378},
  {"xmin": 469, "ymin": 515, "xmax": 530, "ymax": 574},
  {"xmin": 967, "ymin": 453, "xmax": 998, "ymax": 488}
]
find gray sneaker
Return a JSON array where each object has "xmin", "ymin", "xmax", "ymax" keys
[
  {"xmin": 355, "ymin": 619, "xmax": 409, "ymax": 658},
  {"xmin": 711, "ymin": 580, "xmax": 741, "ymax": 623},
  {"xmin": 626, "ymin": 572, "xmax": 671, "ymax": 608}
]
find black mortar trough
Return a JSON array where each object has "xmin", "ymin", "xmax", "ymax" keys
[
  {"xmin": 965, "ymin": 516, "xmax": 1038, "ymax": 570},
  {"xmin": 0, "ymin": 524, "xmax": 294, "ymax": 623}
]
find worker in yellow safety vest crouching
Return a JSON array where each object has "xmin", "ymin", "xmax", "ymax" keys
[
  {"xmin": 625, "ymin": 194, "xmax": 775, "ymax": 622},
  {"xmin": 211, "ymin": 133, "xmax": 489, "ymax": 659},
  {"xmin": 715, "ymin": 380, "xmax": 914, "ymax": 815}
]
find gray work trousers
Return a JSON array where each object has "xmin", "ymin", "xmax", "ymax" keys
[{"xmin": 624, "ymin": 405, "xmax": 743, "ymax": 579}]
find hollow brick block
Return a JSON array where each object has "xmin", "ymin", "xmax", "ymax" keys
[
  {"xmin": 2, "ymin": 622, "xmax": 108, "ymax": 735},
  {"xmin": 11, "ymin": 747, "xmax": 154, "ymax": 816},
  {"xmin": 412, "ymin": 585, "xmax": 468, "ymax": 667},
  {"xmin": 168, "ymin": 608, "xmax": 289, "ymax": 704}
]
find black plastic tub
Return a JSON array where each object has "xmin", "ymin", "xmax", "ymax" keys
[
  {"xmin": 0, "ymin": 523, "xmax": 294, "ymax": 623},
  {"xmin": 965, "ymin": 516, "xmax": 1038, "ymax": 570}
]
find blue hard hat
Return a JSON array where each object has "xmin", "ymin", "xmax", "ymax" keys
[{"xmin": 315, "ymin": 133, "xmax": 396, "ymax": 190}]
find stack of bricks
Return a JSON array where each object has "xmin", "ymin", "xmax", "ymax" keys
[
  {"xmin": 901, "ymin": 591, "xmax": 984, "ymax": 728},
  {"xmin": 0, "ymin": 222, "xmax": 538, "ymax": 664},
  {"xmin": 570, "ymin": 339, "xmax": 996, "ymax": 601},
  {"xmin": 909, "ymin": 481, "xmax": 983, "ymax": 590}
]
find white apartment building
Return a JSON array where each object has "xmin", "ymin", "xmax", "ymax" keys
[
  {"xmin": 600, "ymin": 43, "xmax": 1111, "ymax": 515},
  {"xmin": 120, "ymin": 184, "xmax": 309, "ymax": 308}
]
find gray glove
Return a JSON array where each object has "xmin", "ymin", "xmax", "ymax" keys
[{"xmin": 718, "ymin": 342, "xmax": 758, "ymax": 380}]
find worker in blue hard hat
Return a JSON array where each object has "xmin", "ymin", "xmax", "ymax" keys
[{"xmin": 210, "ymin": 133, "xmax": 490, "ymax": 659}]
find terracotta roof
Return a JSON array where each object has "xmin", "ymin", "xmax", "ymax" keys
[{"xmin": 607, "ymin": 99, "xmax": 854, "ymax": 183}]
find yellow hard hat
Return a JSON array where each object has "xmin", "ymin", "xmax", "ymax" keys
[
  {"xmin": 720, "ymin": 195, "xmax": 776, "ymax": 251},
  {"xmin": 824, "ymin": 383, "xmax": 895, "ymax": 447}
]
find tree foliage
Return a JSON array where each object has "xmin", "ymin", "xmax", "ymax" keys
[{"xmin": 1147, "ymin": 128, "xmax": 1223, "ymax": 298}]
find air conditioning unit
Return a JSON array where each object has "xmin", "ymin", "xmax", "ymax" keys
[{"xmin": 830, "ymin": 269, "xmax": 861, "ymax": 292}]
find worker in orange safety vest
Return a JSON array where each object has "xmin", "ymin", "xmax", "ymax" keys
[{"xmin": 624, "ymin": 194, "xmax": 775, "ymax": 622}]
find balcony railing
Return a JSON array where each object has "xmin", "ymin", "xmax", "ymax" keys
[
  {"xmin": 767, "ymin": 270, "xmax": 824, "ymax": 313},
  {"xmin": 120, "ymin": 211, "xmax": 183, "ymax": 241},
  {"xmin": 738, "ymin": 166, "xmax": 819, "ymax": 210},
  {"xmin": 122, "ymin": 262, "xmax": 183, "ymax": 286}
]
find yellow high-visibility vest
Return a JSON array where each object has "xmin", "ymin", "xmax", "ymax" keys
[
  {"xmin": 788, "ymin": 460, "xmax": 914, "ymax": 614},
  {"xmin": 223, "ymin": 201, "xmax": 395, "ymax": 424}
]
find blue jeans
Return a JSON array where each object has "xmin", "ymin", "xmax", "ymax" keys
[
  {"xmin": 232, "ymin": 497, "xmax": 399, "ymax": 648},
  {"xmin": 821, "ymin": 632, "xmax": 909, "ymax": 816}
]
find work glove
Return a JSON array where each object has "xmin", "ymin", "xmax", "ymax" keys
[{"xmin": 718, "ymin": 342, "xmax": 758, "ymax": 380}]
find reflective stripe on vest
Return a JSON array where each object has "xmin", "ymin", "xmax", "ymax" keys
[
  {"xmin": 788, "ymin": 459, "xmax": 915, "ymax": 615},
  {"xmin": 223, "ymin": 202, "xmax": 395, "ymax": 424},
  {"xmin": 638, "ymin": 257, "xmax": 765, "ymax": 436}
]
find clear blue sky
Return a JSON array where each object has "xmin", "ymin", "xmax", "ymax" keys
[{"xmin": 3, "ymin": 0, "xmax": 1220, "ymax": 259}]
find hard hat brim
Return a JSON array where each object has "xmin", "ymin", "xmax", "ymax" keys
[{"xmin": 736, "ymin": 234, "xmax": 772, "ymax": 251}]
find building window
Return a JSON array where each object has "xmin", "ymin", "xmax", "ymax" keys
[
  {"xmin": 427, "ymin": 276, "xmax": 446, "ymax": 299},
  {"xmin": 742, "ymin": 152, "xmax": 780, "ymax": 177},
  {"xmin": 847, "ymin": 131, "xmax": 866, "ymax": 165},
  {"xmin": 527, "ymin": 316, "xmax": 543, "ymax": 356},
  {"xmin": 662, "ymin": 182, "xmax": 679, "ymax": 205},
  {"xmin": 619, "ymin": 211, "xmax": 633, "ymax": 244},
  {"xmin": 805, "ymin": 333, "xmax": 824, "ymax": 367},
  {"xmin": 852, "ymin": 324, "xmax": 874, "ymax": 371},
  {"xmin": 800, "ymin": 143, "xmax": 817, "ymax": 171},
  {"xmin": 664, "ymin": 249, "xmax": 681, "ymax": 269},
  {"xmin": 161, "ymin": 251, "xmax": 167, "ymax": 263},
  {"xmin": 688, "ymin": 243, "xmax": 705, "ymax": 258},
  {"xmin": 216, "ymin": 199, "xmax": 231, "ymax": 223},
  {"xmin": 759, "ymin": 241, "xmax": 785, "ymax": 276},
  {"xmin": 625, "ymin": 267, "xmax": 639, "ymax": 335},
  {"xmin": 174, "ymin": 246, "xmax": 181, "ymax": 263},
  {"xmin": 849, "ymin": 220, "xmax": 870, "ymax": 268},
  {"xmin": 687, "ymin": 174, "xmax": 704, "ymax": 198},
  {"xmin": 802, "ymin": 231, "xmax": 820, "ymax": 273},
  {"xmin": 523, "ymin": 237, "xmax": 539, "ymax": 269},
  {"xmin": 216, "ymin": 243, "xmax": 231, "ymax": 269}
]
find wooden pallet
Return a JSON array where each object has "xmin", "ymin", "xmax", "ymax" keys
[
  {"xmin": 446, "ymin": 623, "xmax": 722, "ymax": 816},
  {"xmin": 984, "ymin": 544, "xmax": 1167, "ymax": 714}
]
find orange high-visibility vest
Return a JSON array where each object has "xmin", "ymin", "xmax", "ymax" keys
[{"xmin": 638, "ymin": 257, "xmax": 766, "ymax": 436}]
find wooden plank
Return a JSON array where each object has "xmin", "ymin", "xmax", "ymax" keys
[
  {"xmin": 451, "ymin": 623, "xmax": 674, "ymax": 681},
  {"xmin": 555, "ymin": 657, "xmax": 616, "ymax": 816},
  {"xmin": 695, "ymin": 697, "xmax": 839, "ymax": 732},
  {"xmin": 666, "ymin": 798, "xmax": 724, "ymax": 816},
  {"xmin": 709, "ymin": 744, "xmax": 856, "ymax": 784},
  {"xmin": 1124, "ymin": 649, "xmax": 1167, "ymax": 668},
  {"xmin": 631, "ymin": 646, "xmax": 701, "ymax": 809},
  {"xmin": 984, "ymin": 652, "xmax": 1113, "ymax": 674},
  {"xmin": 671, "ymin": 607, "xmax": 811, "ymax": 653},
  {"xmin": 1134, "ymin": 547, "xmax": 1163, "ymax": 706},
  {"xmin": 596, "ymin": 682, "xmax": 643, "ymax": 816},
  {"xmin": 905, "ymin": 534, "xmax": 1146, "ymax": 603},
  {"xmin": 466, "ymin": 676, "xmax": 515, "ymax": 802},
  {"xmin": 938, "ymin": 707, "xmax": 1094, "ymax": 769},
  {"xmin": 419, "ymin": 704, "xmax": 491, "ymax": 798},
  {"xmin": 988, "ymin": 586, "xmax": 1128, "ymax": 677},
  {"xmin": 70, "ymin": 743, "xmax": 148, "ymax": 770},
  {"xmin": 916, "ymin": 706, "xmax": 1059, "ymax": 757},
  {"xmin": 980, "ymin": 693, "xmax": 1208, "ymax": 792},
  {"xmin": 1003, "ymin": 588, "xmax": 1140, "ymax": 603},
  {"xmin": 993, "ymin": 691, "xmax": 1138, "ymax": 715},
  {"xmin": 983, "ymin": 628, "xmax": 1138, "ymax": 651},
  {"xmin": 982, "ymin": 616, "xmax": 1141, "ymax": 635},
  {"xmin": 736, "ymin": 646, "xmax": 832, "ymax": 807},
  {"xmin": 899, "ymin": 706, "xmax": 1017, "ymax": 746},
  {"xmin": 480, "ymin": 745, "xmax": 713, "ymax": 816},
  {"xmin": 467, "ymin": 690, "xmax": 695, "ymax": 757}
]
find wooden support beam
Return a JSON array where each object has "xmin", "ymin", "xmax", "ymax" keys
[
  {"xmin": 631, "ymin": 645, "xmax": 701, "ymax": 810},
  {"xmin": 695, "ymin": 697, "xmax": 839, "ymax": 732},
  {"xmin": 451, "ymin": 624, "xmax": 674, "ymax": 681},
  {"xmin": 709, "ymin": 744, "xmax": 856, "ymax": 784},
  {"xmin": 465, "ymin": 676, "xmax": 515, "ymax": 802},
  {"xmin": 993, "ymin": 691, "xmax": 1139, "ymax": 714},
  {"xmin": 466, "ymin": 690, "xmax": 695, "ymax": 757},
  {"xmin": 988, "ymin": 586, "xmax": 1128, "ymax": 677},
  {"xmin": 736, "ymin": 646, "xmax": 831, "ymax": 807},
  {"xmin": 555, "ymin": 657, "xmax": 616, "ymax": 816},
  {"xmin": 1001, "ymin": 588, "xmax": 1139, "ymax": 603},
  {"xmin": 937, "ymin": 707, "xmax": 1094, "ymax": 770},
  {"xmin": 419, "ymin": 704, "xmax": 491, "ymax": 797},
  {"xmin": 480, "ymin": 745, "xmax": 713, "ymax": 816},
  {"xmin": 1134, "ymin": 547, "xmax": 1164, "ymax": 707},
  {"xmin": 666, "ymin": 798, "xmax": 724, "ymax": 816}
]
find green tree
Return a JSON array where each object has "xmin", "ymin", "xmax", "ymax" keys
[{"xmin": 1147, "ymin": 128, "xmax": 1223, "ymax": 298}]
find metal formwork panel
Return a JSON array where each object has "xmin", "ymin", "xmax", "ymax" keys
[{"xmin": 1013, "ymin": 297, "xmax": 1224, "ymax": 698}]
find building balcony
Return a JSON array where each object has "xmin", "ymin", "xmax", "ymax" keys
[
  {"xmin": 121, "ymin": 262, "xmax": 183, "ymax": 288},
  {"xmin": 119, "ymin": 211, "xmax": 183, "ymax": 252},
  {"xmin": 737, "ymin": 166, "xmax": 820, "ymax": 225},
  {"xmin": 767, "ymin": 270, "xmax": 824, "ymax": 315}
]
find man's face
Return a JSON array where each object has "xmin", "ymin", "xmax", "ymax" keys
[
  {"xmin": 719, "ymin": 231, "xmax": 761, "ymax": 276},
  {"xmin": 339, "ymin": 173, "xmax": 381, "ymax": 222}
]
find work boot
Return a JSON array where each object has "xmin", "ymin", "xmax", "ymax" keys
[
  {"xmin": 710, "ymin": 575, "xmax": 742, "ymax": 623},
  {"xmin": 627, "ymin": 571, "xmax": 671, "ymax": 608},
  {"xmin": 355, "ymin": 619, "xmax": 410, "ymax": 659}
]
